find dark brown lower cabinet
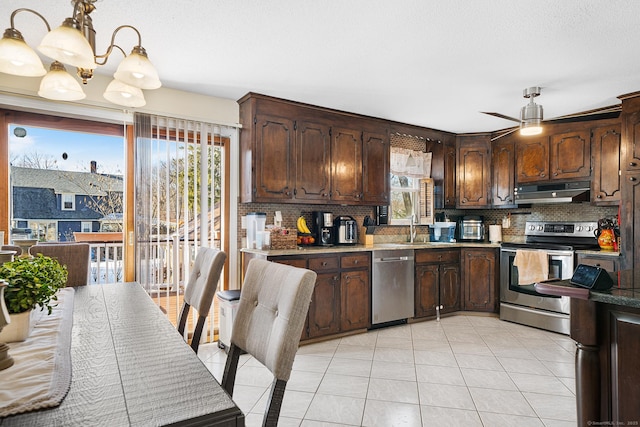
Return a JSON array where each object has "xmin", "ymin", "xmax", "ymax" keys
[
  {"xmin": 461, "ymin": 248, "xmax": 498, "ymax": 312},
  {"xmin": 243, "ymin": 251, "xmax": 371, "ymax": 341},
  {"xmin": 571, "ymin": 299, "xmax": 640, "ymax": 426},
  {"xmin": 308, "ymin": 271, "xmax": 341, "ymax": 338},
  {"xmin": 340, "ymin": 269, "xmax": 369, "ymax": 331},
  {"xmin": 414, "ymin": 249, "xmax": 460, "ymax": 318}
]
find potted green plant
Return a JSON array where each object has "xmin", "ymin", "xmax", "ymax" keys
[{"xmin": 0, "ymin": 254, "xmax": 67, "ymax": 342}]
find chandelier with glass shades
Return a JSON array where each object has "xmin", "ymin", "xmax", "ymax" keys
[{"xmin": 0, "ymin": 0, "xmax": 161, "ymax": 107}]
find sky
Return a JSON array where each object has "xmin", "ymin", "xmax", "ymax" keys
[{"xmin": 8, "ymin": 125, "xmax": 124, "ymax": 174}]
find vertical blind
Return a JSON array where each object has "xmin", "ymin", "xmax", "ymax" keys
[{"xmin": 134, "ymin": 112, "xmax": 235, "ymax": 345}]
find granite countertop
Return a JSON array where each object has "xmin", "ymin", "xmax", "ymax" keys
[
  {"xmin": 575, "ymin": 249, "xmax": 622, "ymax": 257},
  {"xmin": 534, "ymin": 270, "xmax": 640, "ymax": 310},
  {"xmin": 241, "ymin": 241, "xmax": 501, "ymax": 256}
]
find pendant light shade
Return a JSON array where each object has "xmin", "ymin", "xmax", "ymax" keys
[
  {"xmin": 38, "ymin": 61, "xmax": 86, "ymax": 101},
  {"xmin": 2, "ymin": 1, "xmax": 160, "ymax": 108},
  {"xmin": 38, "ymin": 20, "xmax": 96, "ymax": 69},
  {"xmin": 113, "ymin": 46, "xmax": 161, "ymax": 90},
  {"xmin": 103, "ymin": 79, "xmax": 146, "ymax": 107},
  {"xmin": 0, "ymin": 28, "xmax": 46, "ymax": 76}
]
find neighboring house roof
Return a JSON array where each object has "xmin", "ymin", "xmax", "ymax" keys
[{"xmin": 10, "ymin": 166, "xmax": 123, "ymax": 196}]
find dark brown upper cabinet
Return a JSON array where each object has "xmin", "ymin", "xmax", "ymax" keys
[
  {"xmin": 516, "ymin": 127, "xmax": 591, "ymax": 183},
  {"xmin": 591, "ymin": 123, "xmax": 622, "ymax": 205},
  {"xmin": 491, "ymin": 136, "xmax": 516, "ymax": 207},
  {"xmin": 239, "ymin": 93, "xmax": 389, "ymax": 205},
  {"xmin": 457, "ymin": 134, "xmax": 491, "ymax": 208}
]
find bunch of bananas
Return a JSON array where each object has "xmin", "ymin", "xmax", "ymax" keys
[{"xmin": 296, "ymin": 216, "xmax": 312, "ymax": 234}]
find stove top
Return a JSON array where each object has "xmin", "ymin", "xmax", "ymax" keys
[{"xmin": 503, "ymin": 220, "xmax": 600, "ymax": 251}]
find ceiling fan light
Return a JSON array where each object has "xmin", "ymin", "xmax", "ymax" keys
[
  {"xmin": 37, "ymin": 19, "xmax": 96, "ymax": 69},
  {"xmin": 113, "ymin": 47, "xmax": 161, "ymax": 90},
  {"xmin": 38, "ymin": 61, "xmax": 86, "ymax": 101},
  {"xmin": 0, "ymin": 28, "xmax": 46, "ymax": 76},
  {"xmin": 103, "ymin": 79, "xmax": 146, "ymax": 107},
  {"xmin": 520, "ymin": 119, "xmax": 543, "ymax": 136}
]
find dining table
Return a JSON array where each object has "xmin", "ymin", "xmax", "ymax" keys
[{"xmin": 0, "ymin": 282, "xmax": 245, "ymax": 426}]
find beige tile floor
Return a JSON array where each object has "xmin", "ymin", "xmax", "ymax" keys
[{"xmin": 198, "ymin": 314, "xmax": 577, "ymax": 427}]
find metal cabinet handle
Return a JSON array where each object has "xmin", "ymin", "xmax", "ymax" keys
[
  {"xmin": 631, "ymin": 177, "xmax": 637, "ymax": 182},
  {"xmin": 540, "ymin": 173, "xmax": 546, "ymax": 177},
  {"xmin": 597, "ymin": 194, "xmax": 602, "ymax": 198},
  {"xmin": 354, "ymin": 259, "xmax": 359, "ymax": 264},
  {"xmin": 630, "ymin": 162, "xmax": 637, "ymax": 167},
  {"xmin": 322, "ymin": 261, "xmax": 327, "ymax": 266}
]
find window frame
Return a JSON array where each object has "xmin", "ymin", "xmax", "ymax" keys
[
  {"xmin": 61, "ymin": 193, "xmax": 76, "ymax": 211},
  {"xmin": 389, "ymin": 173, "xmax": 421, "ymax": 226}
]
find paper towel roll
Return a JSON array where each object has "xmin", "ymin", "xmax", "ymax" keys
[{"xmin": 489, "ymin": 225, "xmax": 502, "ymax": 243}]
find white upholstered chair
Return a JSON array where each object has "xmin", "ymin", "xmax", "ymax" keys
[
  {"xmin": 221, "ymin": 259, "xmax": 317, "ymax": 427},
  {"xmin": 177, "ymin": 247, "xmax": 227, "ymax": 354}
]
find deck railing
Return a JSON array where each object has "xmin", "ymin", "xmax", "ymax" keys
[{"xmin": 83, "ymin": 237, "xmax": 221, "ymax": 346}]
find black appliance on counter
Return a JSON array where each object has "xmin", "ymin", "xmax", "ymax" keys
[
  {"xmin": 334, "ymin": 215, "xmax": 358, "ymax": 245},
  {"xmin": 312, "ymin": 211, "xmax": 335, "ymax": 246},
  {"xmin": 458, "ymin": 215, "xmax": 485, "ymax": 242},
  {"xmin": 375, "ymin": 206, "xmax": 389, "ymax": 225}
]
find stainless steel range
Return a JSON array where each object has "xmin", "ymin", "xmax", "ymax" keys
[{"xmin": 500, "ymin": 220, "xmax": 599, "ymax": 334}]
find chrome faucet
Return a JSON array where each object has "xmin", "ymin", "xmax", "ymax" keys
[{"xmin": 409, "ymin": 214, "xmax": 417, "ymax": 243}]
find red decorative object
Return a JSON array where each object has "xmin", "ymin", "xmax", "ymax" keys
[{"xmin": 597, "ymin": 228, "xmax": 615, "ymax": 251}]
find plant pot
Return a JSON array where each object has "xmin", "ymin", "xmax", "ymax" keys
[{"xmin": 0, "ymin": 309, "xmax": 36, "ymax": 342}]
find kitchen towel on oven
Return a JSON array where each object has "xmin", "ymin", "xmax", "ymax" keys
[{"xmin": 513, "ymin": 250, "xmax": 549, "ymax": 285}]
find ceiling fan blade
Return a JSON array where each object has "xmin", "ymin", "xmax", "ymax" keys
[
  {"xmin": 481, "ymin": 112, "xmax": 521, "ymax": 123},
  {"xmin": 491, "ymin": 127, "xmax": 519, "ymax": 141},
  {"xmin": 545, "ymin": 104, "xmax": 622, "ymax": 122}
]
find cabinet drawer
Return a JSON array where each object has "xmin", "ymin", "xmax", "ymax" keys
[
  {"xmin": 415, "ymin": 250, "xmax": 459, "ymax": 264},
  {"xmin": 578, "ymin": 257, "xmax": 618, "ymax": 272},
  {"xmin": 341, "ymin": 253, "xmax": 370, "ymax": 269},
  {"xmin": 271, "ymin": 258, "xmax": 307, "ymax": 269},
  {"xmin": 309, "ymin": 256, "xmax": 340, "ymax": 271}
]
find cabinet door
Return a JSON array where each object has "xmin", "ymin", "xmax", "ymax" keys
[
  {"xmin": 457, "ymin": 135, "xmax": 491, "ymax": 208},
  {"xmin": 415, "ymin": 264, "xmax": 439, "ymax": 317},
  {"xmin": 254, "ymin": 114, "xmax": 295, "ymax": 201},
  {"xmin": 340, "ymin": 269, "xmax": 370, "ymax": 331},
  {"xmin": 362, "ymin": 130, "xmax": 390, "ymax": 205},
  {"xmin": 608, "ymin": 310, "xmax": 640, "ymax": 423},
  {"xmin": 516, "ymin": 137, "xmax": 549, "ymax": 183},
  {"xmin": 462, "ymin": 249, "xmax": 497, "ymax": 312},
  {"xmin": 592, "ymin": 124, "xmax": 622, "ymax": 205},
  {"xmin": 622, "ymin": 104, "xmax": 640, "ymax": 172},
  {"xmin": 576, "ymin": 255, "xmax": 619, "ymax": 273},
  {"xmin": 492, "ymin": 137, "xmax": 516, "ymax": 207},
  {"xmin": 621, "ymin": 171, "xmax": 640, "ymax": 282},
  {"xmin": 307, "ymin": 272, "xmax": 341, "ymax": 338},
  {"xmin": 550, "ymin": 130, "xmax": 591, "ymax": 180},
  {"xmin": 444, "ymin": 141, "xmax": 456, "ymax": 208},
  {"xmin": 296, "ymin": 120, "xmax": 332, "ymax": 202},
  {"xmin": 331, "ymin": 127, "xmax": 363, "ymax": 202},
  {"xmin": 439, "ymin": 263, "xmax": 461, "ymax": 314}
]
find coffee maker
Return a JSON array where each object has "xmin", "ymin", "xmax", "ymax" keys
[{"xmin": 312, "ymin": 211, "xmax": 334, "ymax": 246}]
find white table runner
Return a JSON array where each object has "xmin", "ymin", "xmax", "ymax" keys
[{"xmin": 0, "ymin": 287, "xmax": 75, "ymax": 418}]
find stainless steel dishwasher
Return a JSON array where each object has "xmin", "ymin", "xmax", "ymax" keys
[{"xmin": 372, "ymin": 249, "xmax": 415, "ymax": 326}]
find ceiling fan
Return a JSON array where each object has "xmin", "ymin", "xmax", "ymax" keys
[{"xmin": 482, "ymin": 86, "xmax": 621, "ymax": 141}]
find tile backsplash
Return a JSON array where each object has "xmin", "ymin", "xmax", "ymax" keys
[{"xmin": 238, "ymin": 202, "xmax": 618, "ymax": 247}]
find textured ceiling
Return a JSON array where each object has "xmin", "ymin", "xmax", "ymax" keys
[{"xmin": 2, "ymin": 0, "xmax": 640, "ymax": 133}]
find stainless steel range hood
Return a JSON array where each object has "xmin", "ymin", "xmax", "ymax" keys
[{"xmin": 514, "ymin": 181, "xmax": 590, "ymax": 204}]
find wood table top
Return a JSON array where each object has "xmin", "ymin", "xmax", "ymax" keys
[{"xmin": 1, "ymin": 282, "xmax": 244, "ymax": 426}]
